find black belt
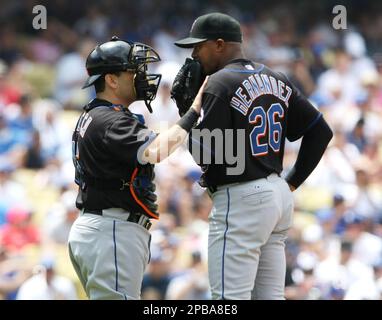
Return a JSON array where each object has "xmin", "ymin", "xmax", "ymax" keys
[
  {"xmin": 83, "ymin": 177, "xmax": 131, "ymax": 191},
  {"xmin": 84, "ymin": 209, "xmax": 152, "ymax": 230}
]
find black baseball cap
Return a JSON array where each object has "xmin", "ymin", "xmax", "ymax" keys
[{"xmin": 174, "ymin": 12, "xmax": 242, "ymax": 48}]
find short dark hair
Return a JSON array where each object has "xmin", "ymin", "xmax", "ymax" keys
[{"xmin": 94, "ymin": 72, "xmax": 122, "ymax": 93}]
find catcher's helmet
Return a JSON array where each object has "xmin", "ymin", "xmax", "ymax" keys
[{"xmin": 82, "ymin": 36, "xmax": 162, "ymax": 112}]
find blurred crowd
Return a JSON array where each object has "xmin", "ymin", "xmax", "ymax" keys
[{"xmin": 1, "ymin": 0, "xmax": 382, "ymax": 300}]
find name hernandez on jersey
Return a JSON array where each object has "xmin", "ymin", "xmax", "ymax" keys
[
  {"xmin": 230, "ymin": 70, "xmax": 293, "ymax": 116},
  {"xmin": 190, "ymin": 59, "xmax": 322, "ymax": 188}
]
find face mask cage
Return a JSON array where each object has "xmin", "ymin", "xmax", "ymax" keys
[
  {"xmin": 134, "ymin": 64, "xmax": 162, "ymax": 113},
  {"xmin": 130, "ymin": 43, "xmax": 162, "ymax": 113}
]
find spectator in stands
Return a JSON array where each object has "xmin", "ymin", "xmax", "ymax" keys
[
  {"xmin": 16, "ymin": 257, "xmax": 77, "ymax": 300},
  {"xmin": 141, "ymin": 247, "xmax": 173, "ymax": 300},
  {"xmin": 166, "ymin": 250, "xmax": 210, "ymax": 300},
  {"xmin": 0, "ymin": 245, "xmax": 32, "ymax": 300},
  {"xmin": 0, "ymin": 207, "xmax": 40, "ymax": 252}
]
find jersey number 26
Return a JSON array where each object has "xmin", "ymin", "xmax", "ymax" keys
[{"xmin": 249, "ymin": 103, "xmax": 284, "ymax": 157}]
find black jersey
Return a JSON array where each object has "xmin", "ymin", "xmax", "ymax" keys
[
  {"xmin": 73, "ymin": 98, "xmax": 156, "ymax": 213},
  {"xmin": 190, "ymin": 58, "xmax": 321, "ymax": 188}
]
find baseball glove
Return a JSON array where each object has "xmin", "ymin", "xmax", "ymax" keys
[{"xmin": 171, "ymin": 58, "xmax": 204, "ymax": 116}]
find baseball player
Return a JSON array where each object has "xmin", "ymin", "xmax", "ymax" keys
[
  {"xmin": 68, "ymin": 36, "xmax": 207, "ymax": 300},
  {"xmin": 172, "ymin": 13, "xmax": 333, "ymax": 300}
]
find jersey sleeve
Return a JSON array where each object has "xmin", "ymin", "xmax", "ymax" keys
[
  {"xmin": 104, "ymin": 115, "xmax": 156, "ymax": 165},
  {"xmin": 286, "ymin": 83, "xmax": 322, "ymax": 142}
]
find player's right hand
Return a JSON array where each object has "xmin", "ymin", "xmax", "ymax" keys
[{"xmin": 191, "ymin": 76, "xmax": 209, "ymax": 115}]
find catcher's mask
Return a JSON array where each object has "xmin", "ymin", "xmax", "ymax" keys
[{"xmin": 82, "ymin": 36, "xmax": 162, "ymax": 113}]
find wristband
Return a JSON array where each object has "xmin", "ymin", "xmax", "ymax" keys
[{"xmin": 177, "ymin": 108, "xmax": 199, "ymax": 132}]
